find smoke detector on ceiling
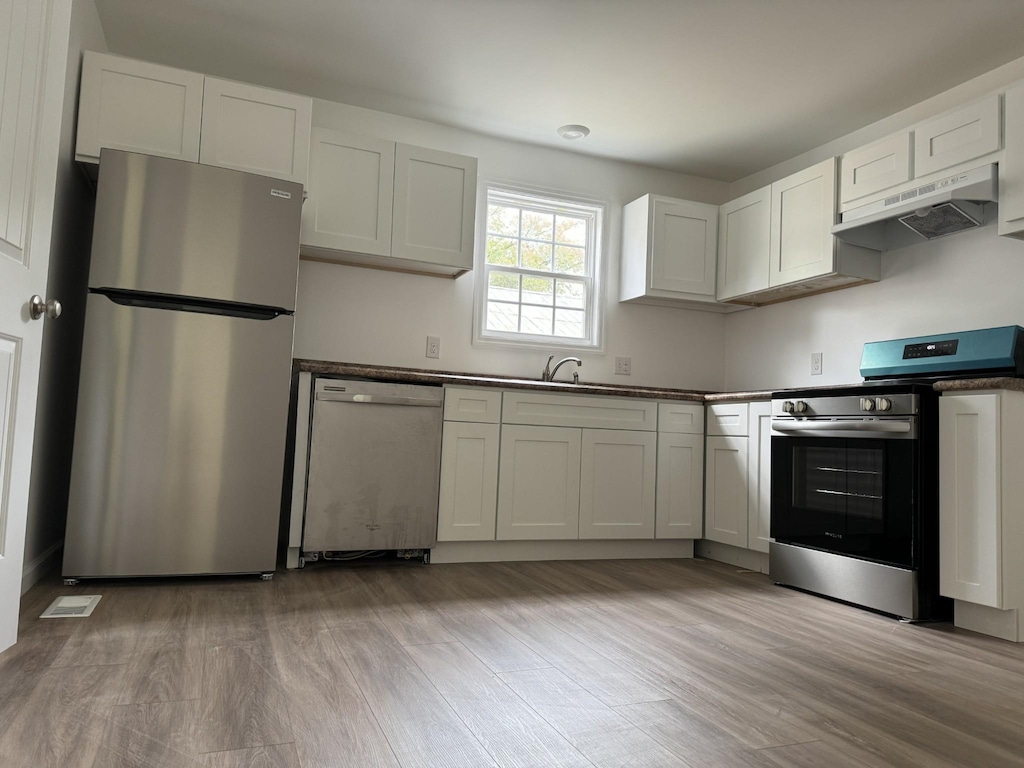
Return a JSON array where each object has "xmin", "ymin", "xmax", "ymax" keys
[{"xmin": 557, "ymin": 124, "xmax": 590, "ymax": 140}]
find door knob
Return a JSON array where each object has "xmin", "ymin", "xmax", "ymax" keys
[{"xmin": 29, "ymin": 295, "xmax": 62, "ymax": 320}]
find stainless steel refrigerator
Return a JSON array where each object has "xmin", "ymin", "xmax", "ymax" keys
[{"xmin": 63, "ymin": 150, "xmax": 302, "ymax": 580}]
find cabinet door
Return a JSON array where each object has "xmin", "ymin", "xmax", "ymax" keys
[
  {"xmin": 200, "ymin": 78, "xmax": 312, "ymax": 185},
  {"xmin": 579, "ymin": 429, "xmax": 656, "ymax": 540},
  {"xmin": 747, "ymin": 402, "xmax": 773, "ymax": 553},
  {"xmin": 650, "ymin": 197, "xmax": 718, "ymax": 296},
  {"xmin": 705, "ymin": 436, "xmax": 749, "ymax": 548},
  {"xmin": 497, "ymin": 425, "xmax": 581, "ymax": 540},
  {"xmin": 656, "ymin": 433, "xmax": 704, "ymax": 539},
  {"xmin": 392, "ymin": 144, "xmax": 477, "ymax": 270},
  {"xmin": 915, "ymin": 95, "xmax": 1000, "ymax": 179},
  {"xmin": 768, "ymin": 158, "xmax": 837, "ymax": 288},
  {"xmin": 939, "ymin": 395, "xmax": 1002, "ymax": 607},
  {"xmin": 839, "ymin": 132, "xmax": 912, "ymax": 206},
  {"xmin": 301, "ymin": 128, "xmax": 395, "ymax": 257},
  {"xmin": 76, "ymin": 52, "xmax": 203, "ymax": 164},
  {"xmin": 717, "ymin": 186, "xmax": 770, "ymax": 301},
  {"xmin": 1000, "ymin": 82, "xmax": 1024, "ymax": 238},
  {"xmin": 437, "ymin": 422, "xmax": 500, "ymax": 542}
]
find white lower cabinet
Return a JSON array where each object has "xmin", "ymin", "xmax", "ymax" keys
[
  {"xmin": 704, "ymin": 435, "xmax": 750, "ymax": 548},
  {"xmin": 747, "ymin": 402, "xmax": 773, "ymax": 553},
  {"xmin": 437, "ymin": 421, "xmax": 500, "ymax": 542},
  {"xmin": 497, "ymin": 425, "xmax": 582, "ymax": 540},
  {"xmin": 656, "ymin": 433, "xmax": 704, "ymax": 538},
  {"xmin": 579, "ymin": 430, "xmax": 657, "ymax": 539}
]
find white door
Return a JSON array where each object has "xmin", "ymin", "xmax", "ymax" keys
[
  {"xmin": 578, "ymin": 429, "xmax": 656, "ymax": 539},
  {"xmin": 939, "ymin": 394, "xmax": 1002, "ymax": 608},
  {"xmin": 704, "ymin": 436, "xmax": 749, "ymax": 548},
  {"xmin": 437, "ymin": 421, "xmax": 500, "ymax": 542},
  {"xmin": 768, "ymin": 157, "xmax": 837, "ymax": 288},
  {"xmin": 200, "ymin": 77, "xmax": 312, "ymax": 185},
  {"xmin": 747, "ymin": 402, "xmax": 773, "ymax": 553},
  {"xmin": 650, "ymin": 197, "xmax": 718, "ymax": 296},
  {"xmin": 301, "ymin": 128, "xmax": 396, "ymax": 258},
  {"xmin": 655, "ymin": 432, "xmax": 704, "ymax": 539},
  {"xmin": 716, "ymin": 186, "xmax": 770, "ymax": 301},
  {"xmin": 496, "ymin": 425, "xmax": 581, "ymax": 540},
  {"xmin": 391, "ymin": 143, "xmax": 477, "ymax": 269},
  {"xmin": 0, "ymin": 0, "xmax": 69, "ymax": 652}
]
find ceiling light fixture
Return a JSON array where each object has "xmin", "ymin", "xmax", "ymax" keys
[{"xmin": 557, "ymin": 124, "xmax": 590, "ymax": 140}]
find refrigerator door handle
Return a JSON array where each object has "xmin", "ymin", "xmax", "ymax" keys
[{"xmin": 94, "ymin": 288, "xmax": 289, "ymax": 320}]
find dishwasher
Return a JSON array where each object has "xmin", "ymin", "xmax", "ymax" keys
[{"xmin": 300, "ymin": 378, "xmax": 443, "ymax": 562}]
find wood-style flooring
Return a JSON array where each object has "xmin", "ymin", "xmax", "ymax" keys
[{"xmin": 3, "ymin": 557, "xmax": 1024, "ymax": 767}]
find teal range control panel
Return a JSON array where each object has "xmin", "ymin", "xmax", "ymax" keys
[{"xmin": 860, "ymin": 326, "xmax": 1024, "ymax": 379}]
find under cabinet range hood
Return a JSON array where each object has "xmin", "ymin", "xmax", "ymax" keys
[{"xmin": 832, "ymin": 164, "xmax": 997, "ymax": 250}]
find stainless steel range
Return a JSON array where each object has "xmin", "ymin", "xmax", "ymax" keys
[{"xmin": 770, "ymin": 325, "xmax": 1024, "ymax": 621}]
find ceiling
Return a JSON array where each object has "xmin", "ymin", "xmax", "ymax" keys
[{"xmin": 94, "ymin": 0, "xmax": 1024, "ymax": 182}]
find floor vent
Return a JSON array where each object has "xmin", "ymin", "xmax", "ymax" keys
[{"xmin": 40, "ymin": 595, "xmax": 102, "ymax": 619}]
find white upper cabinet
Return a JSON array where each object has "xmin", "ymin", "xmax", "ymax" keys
[
  {"xmin": 76, "ymin": 52, "xmax": 204, "ymax": 164},
  {"xmin": 620, "ymin": 194, "xmax": 724, "ymax": 309},
  {"xmin": 716, "ymin": 185, "xmax": 771, "ymax": 301},
  {"xmin": 391, "ymin": 144, "xmax": 477, "ymax": 271},
  {"xmin": 1000, "ymin": 81, "xmax": 1024, "ymax": 239},
  {"xmin": 302, "ymin": 129, "xmax": 395, "ymax": 257},
  {"xmin": 769, "ymin": 158, "xmax": 837, "ymax": 287},
  {"xmin": 200, "ymin": 78, "xmax": 312, "ymax": 186},
  {"xmin": 914, "ymin": 95, "xmax": 1000, "ymax": 179},
  {"xmin": 839, "ymin": 131, "xmax": 913, "ymax": 206}
]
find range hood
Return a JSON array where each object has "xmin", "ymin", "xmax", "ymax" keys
[{"xmin": 832, "ymin": 164, "xmax": 997, "ymax": 250}]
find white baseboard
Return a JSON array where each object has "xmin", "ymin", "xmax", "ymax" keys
[
  {"xmin": 430, "ymin": 539, "xmax": 694, "ymax": 564},
  {"xmin": 21, "ymin": 539, "xmax": 63, "ymax": 594},
  {"xmin": 694, "ymin": 539, "xmax": 770, "ymax": 574}
]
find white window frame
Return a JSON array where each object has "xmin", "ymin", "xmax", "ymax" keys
[{"xmin": 473, "ymin": 180, "xmax": 606, "ymax": 352}]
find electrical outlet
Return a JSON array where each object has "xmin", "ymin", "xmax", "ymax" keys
[
  {"xmin": 811, "ymin": 352, "xmax": 823, "ymax": 376},
  {"xmin": 426, "ymin": 336, "xmax": 441, "ymax": 359},
  {"xmin": 615, "ymin": 356, "xmax": 632, "ymax": 376}
]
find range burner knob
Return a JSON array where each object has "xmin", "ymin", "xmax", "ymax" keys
[
  {"xmin": 782, "ymin": 401, "xmax": 795, "ymax": 413},
  {"xmin": 860, "ymin": 397, "xmax": 876, "ymax": 411},
  {"xmin": 794, "ymin": 401, "xmax": 809, "ymax": 414},
  {"xmin": 876, "ymin": 397, "xmax": 893, "ymax": 412}
]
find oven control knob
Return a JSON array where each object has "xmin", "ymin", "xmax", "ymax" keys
[
  {"xmin": 860, "ymin": 397, "xmax": 876, "ymax": 411},
  {"xmin": 876, "ymin": 397, "xmax": 892, "ymax": 412},
  {"xmin": 794, "ymin": 401, "xmax": 809, "ymax": 413},
  {"xmin": 782, "ymin": 401, "xmax": 795, "ymax": 413}
]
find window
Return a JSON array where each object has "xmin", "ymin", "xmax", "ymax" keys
[{"xmin": 476, "ymin": 184, "xmax": 603, "ymax": 349}]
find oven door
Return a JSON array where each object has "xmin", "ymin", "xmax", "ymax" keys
[{"xmin": 771, "ymin": 429, "xmax": 917, "ymax": 568}]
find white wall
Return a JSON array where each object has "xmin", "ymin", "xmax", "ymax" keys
[
  {"xmin": 724, "ymin": 56, "xmax": 1024, "ymax": 392},
  {"xmin": 295, "ymin": 100, "xmax": 732, "ymax": 391},
  {"xmin": 23, "ymin": 0, "xmax": 107, "ymax": 590}
]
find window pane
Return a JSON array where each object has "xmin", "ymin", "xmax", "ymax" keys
[
  {"xmin": 486, "ymin": 301, "xmax": 520, "ymax": 333},
  {"xmin": 488, "ymin": 271, "xmax": 520, "ymax": 303},
  {"xmin": 554, "ymin": 245, "xmax": 585, "ymax": 275},
  {"xmin": 555, "ymin": 279, "xmax": 586, "ymax": 309},
  {"xmin": 488, "ymin": 204, "xmax": 519, "ymax": 236},
  {"xmin": 522, "ymin": 276, "xmax": 553, "ymax": 306},
  {"xmin": 520, "ymin": 304, "xmax": 553, "ymax": 335},
  {"xmin": 521, "ymin": 241, "xmax": 553, "ymax": 271},
  {"xmin": 521, "ymin": 210, "xmax": 553, "ymax": 241},
  {"xmin": 486, "ymin": 235, "xmax": 518, "ymax": 266},
  {"xmin": 555, "ymin": 308, "xmax": 585, "ymax": 338},
  {"xmin": 555, "ymin": 215, "xmax": 587, "ymax": 246}
]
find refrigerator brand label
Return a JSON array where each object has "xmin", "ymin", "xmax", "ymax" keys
[{"xmin": 270, "ymin": 189, "xmax": 292, "ymax": 199}]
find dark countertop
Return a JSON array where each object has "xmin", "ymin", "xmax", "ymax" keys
[{"xmin": 296, "ymin": 360, "xmax": 1024, "ymax": 402}]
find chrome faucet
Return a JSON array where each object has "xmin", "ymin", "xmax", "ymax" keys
[{"xmin": 542, "ymin": 355, "xmax": 582, "ymax": 383}]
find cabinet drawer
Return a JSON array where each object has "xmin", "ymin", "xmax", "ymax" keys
[
  {"xmin": 502, "ymin": 391, "xmax": 657, "ymax": 431},
  {"xmin": 444, "ymin": 387, "xmax": 502, "ymax": 423},
  {"xmin": 657, "ymin": 402, "xmax": 704, "ymax": 434},
  {"xmin": 914, "ymin": 95, "xmax": 1000, "ymax": 178},
  {"xmin": 707, "ymin": 402, "xmax": 749, "ymax": 436},
  {"xmin": 840, "ymin": 131, "xmax": 912, "ymax": 206}
]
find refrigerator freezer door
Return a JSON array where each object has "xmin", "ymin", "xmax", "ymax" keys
[
  {"xmin": 63, "ymin": 294, "xmax": 295, "ymax": 577},
  {"xmin": 89, "ymin": 150, "xmax": 302, "ymax": 311}
]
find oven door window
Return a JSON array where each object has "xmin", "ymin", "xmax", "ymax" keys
[{"xmin": 772, "ymin": 437, "xmax": 915, "ymax": 568}]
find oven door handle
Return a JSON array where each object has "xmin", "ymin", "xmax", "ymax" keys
[{"xmin": 772, "ymin": 420, "xmax": 912, "ymax": 435}]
